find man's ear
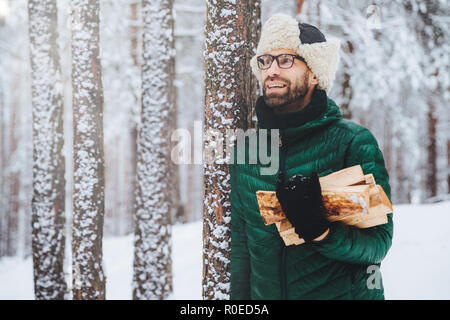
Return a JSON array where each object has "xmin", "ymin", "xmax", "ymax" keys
[{"xmin": 310, "ymin": 72, "xmax": 319, "ymax": 86}]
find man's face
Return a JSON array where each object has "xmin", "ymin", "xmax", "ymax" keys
[{"xmin": 261, "ymin": 48, "xmax": 313, "ymax": 109}]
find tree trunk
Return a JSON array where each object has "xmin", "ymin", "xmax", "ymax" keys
[
  {"xmin": 71, "ymin": 0, "xmax": 106, "ymax": 300},
  {"xmin": 0, "ymin": 61, "xmax": 5, "ymax": 258},
  {"xmin": 426, "ymin": 101, "xmax": 437, "ymax": 198},
  {"xmin": 6, "ymin": 77, "xmax": 20, "ymax": 257},
  {"xmin": 28, "ymin": 0, "xmax": 67, "ymax": 300},
  {"xmin": 168, "ymin": 17, "xmax": 183, "ymax": 225},
  {"xmin": 202, "ymin": 0, "xmax": 261, "ymax": 300},
  {"xmin": 296, "ymin": 0, "xmax": 306, "ymax": 15},
  {"xmin": 340, "ymin": 39, "xmax": 353, "ymax": 120},
  {"xmin": 447, "ymin": 139, "xmax": 450, "ymax": 194},
  {"xmin": 132, "ymin": 0, "xmax": 174, "ymax": 300}
]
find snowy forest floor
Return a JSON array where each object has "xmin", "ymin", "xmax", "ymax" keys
[{"xmin": 1, "ymin": 201, "xmax": 449, "ymax": 300}]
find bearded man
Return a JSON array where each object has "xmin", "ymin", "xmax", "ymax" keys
[{"xmin": 229, "ymin": 13, "xmax": 394, "ymax": 300}]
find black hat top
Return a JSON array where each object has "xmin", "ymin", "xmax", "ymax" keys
[{"xmin": 298, "ymin": 23, "xmax": 326, "ymax": 44}]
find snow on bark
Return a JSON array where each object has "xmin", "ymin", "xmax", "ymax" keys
[
  {"xmin": 71, "ymin": 0, "xmax": 106, "ymax": 300},
  {"xmin": 132, "ymin": 0, "xmax": 174, "ymax": 300},
  {"xmin": 28, "ymin": 0, "xmax": 66, "ymax": 300},
  {"xmin": 202, "ymin": 0, "xmax": 260, "ymax": 300}
]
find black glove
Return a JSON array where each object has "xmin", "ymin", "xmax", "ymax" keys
[{"xmin": 276, "ymin": 171, "xmax": 329, "ymax": 243}]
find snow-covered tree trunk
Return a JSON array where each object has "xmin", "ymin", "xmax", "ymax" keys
[
  {"xmin": 132, "ymin": 0, "xmax": 174, "ymax": 300},
  {"xmin": 0, "ymin": 47, "xmax": 4, "ymax": 258},
  {"xmin": 71, "ymin": 0, "xmax": 106, "ymax": 300},
  {"xmin": 5, "ymin": 85, "xmax": 20, "ymax": 258},
  {"xmin": 202, "ymin": 0, "xmax": 261, "ymax": 300},
  {"xmin": 28, "ymin": 0, "xmax": 66, "ymax": 300}
]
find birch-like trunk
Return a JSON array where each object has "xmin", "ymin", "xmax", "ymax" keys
[
  {"xmin": 71, "ymin": 0, "xmax": 105, "ymax": 300},
  {"xmin": 202, "ymin": 0, "xmax": 261, "ymax": 300},
  {"xmin": 28, "ymin": 0, "xmax": 66, "ymax": 300},
  {"xmin": 132, "ymin": 0, "xmax": 174, "ymax": 300}
]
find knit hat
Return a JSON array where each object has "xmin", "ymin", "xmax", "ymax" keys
[{"xmin": 250, "ymin": 13, "xmax": 340, "ymax": 93}]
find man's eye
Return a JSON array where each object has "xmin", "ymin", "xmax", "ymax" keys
[
  {"xmin": 279, "ymin": 56, "xmax": 292, "ymax": 65},
  {"xmin": 262, "ymin": 56, "xmax": 272, "ymax": 64}
]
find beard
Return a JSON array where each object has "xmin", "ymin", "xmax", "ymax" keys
[{"xmin": 263, "ymin": 72, "xmax": 309, "ymax": 109}]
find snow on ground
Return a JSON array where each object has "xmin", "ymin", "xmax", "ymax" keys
[
  {"xmin": 1, "ymin": 201, "xmax": 449, "ymax": 300},
  {"xmin": 382, "ymin": 201, "xmax": 450, "ymax": 299}
]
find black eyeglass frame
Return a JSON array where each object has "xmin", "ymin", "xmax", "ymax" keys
[{"xmin": 256, "ymin": 54, "xmax": 306, "ymax": 70}]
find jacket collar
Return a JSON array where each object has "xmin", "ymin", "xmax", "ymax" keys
[
  {"xmin": 255, "ymin": 88, "xmax": 343, "ymax": 144},
  {"xmin": 256, "ymin": 88, "xmax": 328, "ymax": 129}
]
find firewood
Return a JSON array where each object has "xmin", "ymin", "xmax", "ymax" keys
[
  {"xmin": 257, "ymin": 184, "xmax": 372, "ymax": 225},
  {"xmin": 322, "ymin": 185, "xmax": 371, "ymax": 218},
  {"xmin": 275, "ymin": 219, "xmax": 305, "ymax": 246},
  {"xmin": 255, "ymin": 165, "xmax": 393, "ymax": 245},
  {"xmin": 351, "ymin": 173, "xmax": 375, "ymax": 186},
  {"xmin": 318, "ymin": 165, "xmax": 364, "ymax": 188},
  {"xmin": 354, "ymin": 214, "xmax": 388, "ymax": 228}
]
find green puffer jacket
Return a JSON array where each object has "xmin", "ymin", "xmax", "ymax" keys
[{"xmin": 229, "ymin": 89, "xmax": 394, "ymax": 300}]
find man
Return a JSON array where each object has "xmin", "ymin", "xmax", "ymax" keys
[{"xmin": 229, "ymin": 13, "xmax": 393, "ymax": 300}]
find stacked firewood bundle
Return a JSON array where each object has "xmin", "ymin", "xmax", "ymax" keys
[{"xmin": 255, "ymin": 165, "xmax": 393, "ymax": 246}]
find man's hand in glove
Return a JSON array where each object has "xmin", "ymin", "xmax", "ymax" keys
[{"xmin": 276, "ymin": 172, "xmax": 330, "ymax": 243}]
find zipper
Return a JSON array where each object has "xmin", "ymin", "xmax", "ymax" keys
[{"xmin": 277, "ymin": 129, "xmax": 288, "ymax": 300}]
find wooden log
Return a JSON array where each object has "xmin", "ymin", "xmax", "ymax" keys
[
  {"xmin": 275, "ymin": 219, "xmax": 305, "ymax": 245},
  {"xmin": 256, "ymin": 184, "xmax": 371, "ymax": 225},
  {"xmin": 256, "ymin": 190, "xmax": 286, "ymax": 225},
  {"xmin": 322, "ymin": 185, "xmax": 371, "ymax": 218},
  {"xmin": 318, "ymin": 165, "xmax": 365, "ymax": 189},
  {"xmin": 377, "ymin": 184, "xmax": 393, "ymax": 212},
  {"xmin": 354, "ymin": 214, "xmax": 388, "ymax": 228},
  {"xmin": 280, "ymin": 229, "xmax": 305, "ymax": 246},
  {"xmin": 350, "ymin": 173, "xmax": 375, "ymax": 186}
]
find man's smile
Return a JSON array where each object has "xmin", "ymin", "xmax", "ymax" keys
[{"xmin": 265, "ymin": 81, "xmax": 288, "ymax": 91}]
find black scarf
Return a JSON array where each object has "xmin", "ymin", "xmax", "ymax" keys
[{"xmin": 255, "ymin": 88, "xmax": 328, "ymax": 130}]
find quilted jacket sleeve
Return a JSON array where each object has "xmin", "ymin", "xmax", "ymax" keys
[
  {"xmin": 312, "ymin": 127, "xmax": 394, "ymax": 265},
  {"xmin": 229, "ymin": 163, "xmax": 251, "ymax": 299}
]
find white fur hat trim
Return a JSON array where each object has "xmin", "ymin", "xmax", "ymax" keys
[{"xmin": 250, "ymin": 13, "xmax": 340, "ymax": 93}]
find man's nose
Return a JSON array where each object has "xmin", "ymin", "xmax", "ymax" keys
[{"xmin": 266, "ymin": 59, "xmax": 281, "ymax": 77}]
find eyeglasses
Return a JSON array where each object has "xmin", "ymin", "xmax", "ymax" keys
[{"xmin": 256, "ymin": 54, "xmax": 306, "ymax": 70}]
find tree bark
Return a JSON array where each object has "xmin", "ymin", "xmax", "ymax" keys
[
  {"xmin": 0, "ymin": 57, "xmax": 5, "ymax": 258},
  {"xmin": 0, "ymin": 55, "xmax": 4, "ymax": 257},
  {"xmin": 28, "ymin": 0, "xmax": 67, "ymax": 300},
  {"xmin": 132, "ymin": 0, "xmax": 174, "ymax": 300},
  {"xmin": 296, "ymin": 0, "xmax": 306, "ymax": 15},
  {"xmin": 71, "ymin": 0, "xmax": 105, "ymax": 300},
  {"xmin": 426, "ymin": 101, "xmax": 437, "ymax": 198},
  {"xmin": 202, "ymin": 0, "xmax": 261, "ymax": 300}
]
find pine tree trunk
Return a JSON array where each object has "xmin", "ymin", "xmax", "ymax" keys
[
  {"xmin": 202, "ymin": 0, "xmax": 261, "ymax": 300},
  {"xmin": 168, "ymin": 22, "xmax": 183, "ymax": 225},
  {"xmin": 129, "ymin": 0, "xmax": 139, "ymax": 231},
  {"xmin": 0, "ymin": 58, "xmax": 5, "ymax": 258},
  {"xmin": 71, "ymin": 0, "xmax": 105, "ymax": 300},
  {"xmin": 132, "ymin": 0, "xmax": 174, "ymax": 300},
  {"xmin": 426, "ymin": 101, "xmax": 437, "ymax": 198},
  {"xmin": 447, "ymin": 139, "xmax": 450, "ymax": 194},
  {"xmin": 28, "ymin": 0, "xmax": 67, "ymax": 300},
  {"xmin": 7, "ymin": 84, "xmax": 20, "ymax": 257},
  {"xmin": 296, "ymin": 0, "xmax": 305, "ymax": 15}
]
